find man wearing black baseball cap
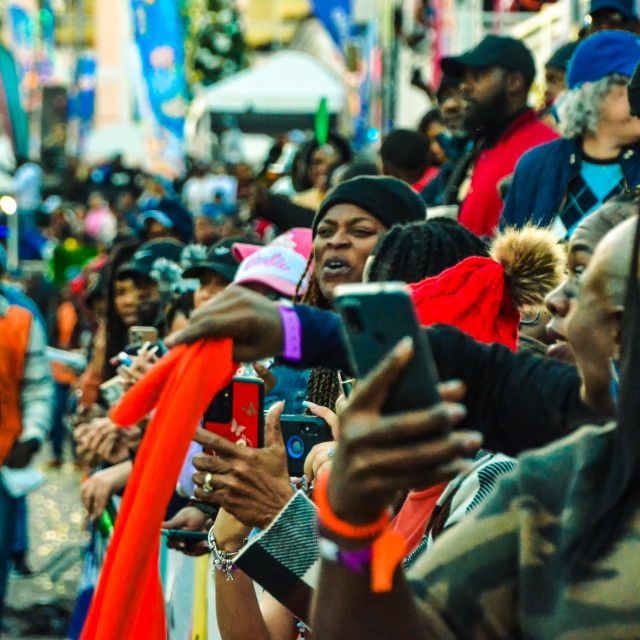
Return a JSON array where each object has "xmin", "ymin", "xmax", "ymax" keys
[
  {"xmin": 586, "ymin": 0, "xmax": 639, "ymax": 34},
  {"xmin": 182, "ymin": 237, "xmax": 260, "ymax": 308},
  {"xmin": 433, "ymin": 35, "xmax": 558, "ymax": 237},
  {"xmin": 117, "ymin": 239, "xmax": 185, "ymax": 326}
]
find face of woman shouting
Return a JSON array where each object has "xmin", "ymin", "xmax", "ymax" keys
[{"xmin": 313, "ymin": 204, "xmax": 387, "ymax": 301}]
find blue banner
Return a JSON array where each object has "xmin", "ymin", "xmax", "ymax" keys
[
  {"xmin": 38, "ymin": 2, "xmax": 56, "ymax": 83},
  {"xmin": 309, "ymin": 0, "xmax": 353, "ymax": 50},
  {"xmin": 7, "ymin": 5, "xmax": 36, "ymax": 100},
  {"xmin": 130, "ymin": 0, "xmax": 188, "ymax": 141},
  {"xmin": 67, "ymin": 53, "xmax": 97, "ymax": 155},
  {"xmin": 0, "ymin": 44, "xmax": 29, "ymax": 159}
]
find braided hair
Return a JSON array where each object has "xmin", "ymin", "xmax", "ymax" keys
[
  {"xmin": 295, "ymin": 219, "xmax": 488, "ymax": 410},
  {"xmin": 294, "ymin": 257, "xmax": 341, "ymax": 411},
  {"xmin": 367, "ymin": 218, "xmax": 489, "ymax": 284}
]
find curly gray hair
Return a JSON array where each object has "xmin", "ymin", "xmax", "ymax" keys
[{"xmin": 559, "ymin": 74, "xmax": 627, "ymax": 139}]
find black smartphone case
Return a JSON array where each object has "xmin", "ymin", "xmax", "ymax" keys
[
  {"xmin": 334, "ymin": 286, "xmax": 441, "ymax": 414},
  {"xmin": 279, "ymin": 415, "xmax": 331, "ymax": 477}
]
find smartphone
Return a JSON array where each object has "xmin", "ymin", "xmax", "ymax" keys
[
  {"xmin": 190, "ymin": 499, "xmax": 218, "ymax": 519},
  {"xmin": 128, "ymin": 326, "xmax": 159, "ymax": 348},
  {"xmin": 99, "ymin": 376, "xmax": 126, "ymax": 407},
  {"xmin": 332, "ymin": 282, "xmax": 441, "ymax": 414},
  {"xmin": 279, "ymin": 415, "xmax": 331, "ymax": 477},
  {"xmin": 203, "ymin": 377, "xmax": 265, "ymax": 450},
  {"xmin": 161, "ymin": 529, "xmax": 208, "ymax": 541}
]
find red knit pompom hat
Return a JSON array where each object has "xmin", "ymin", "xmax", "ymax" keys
[
  {"xmin": 409, "ymin": 256, "xmax": 520, "ymax": 350},
  {"xmin": 407, "ymin": 227, "xmax": 567, "ymax": 352}
]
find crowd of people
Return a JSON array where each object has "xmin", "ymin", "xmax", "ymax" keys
[{"xmin": 2, "ymin": 0, "xmax": 640, "ymax": 637}]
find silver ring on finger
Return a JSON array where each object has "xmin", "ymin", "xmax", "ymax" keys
[{"xmin": 327, "ymin": 447, "xmax": 335, "ymax": 459}]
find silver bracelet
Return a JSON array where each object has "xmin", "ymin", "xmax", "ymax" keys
[{"xmin": 207, "ymin": 525, "xmax": 247, "ymax": 581}]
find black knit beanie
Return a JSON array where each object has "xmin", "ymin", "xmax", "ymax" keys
[
  {"xmin": 312, "ymin": 176, "xmax": 426, "ymax": 236},
  {"xmin": 629, "ymin": 61, "xmax": 640, "ymax": 118}
]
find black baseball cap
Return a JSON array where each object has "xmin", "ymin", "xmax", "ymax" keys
[
  {"xmin": 546, "ymin": 41, "xmax": 579, "ymax": 72},
  {"xmin": 441, "ymin": 35, "xmax": 537, "ymax": 85},
  {"xmin": 117, "ymin": 239, "xmax": 185, "ymax": 280},
  {"xmin": 590, "ymin": 0, "xmax": 638, "ymax": 19},
  {"xmin": 182, "ymin": 237, "xmax": 260, "ymax": 281}
]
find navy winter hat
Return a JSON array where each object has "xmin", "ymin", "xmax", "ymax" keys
[
  {"xmin": 312, "ymin": 176, "xmax": 426, "ymax": 236},
  {"xmin": 566, "ymin": 30, "xmax": 640, "ymax": 89}
]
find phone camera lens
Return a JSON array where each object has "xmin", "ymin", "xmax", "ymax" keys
[{"xmin": 287, "ymin": 436, "xmax": 305, "ymax": 458}]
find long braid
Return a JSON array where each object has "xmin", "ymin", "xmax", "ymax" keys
[{"xmin": 293, "ymin": 254, "xmax": 341, "ymax": 410}]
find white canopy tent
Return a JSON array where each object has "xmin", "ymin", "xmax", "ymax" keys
[
  {"xmin": 202, "ymin": 50, "xmax": 345, "ymax": 115},
  {"xmin": 186, "ymin": 51, "xmax": 346, "ymax": 138}
]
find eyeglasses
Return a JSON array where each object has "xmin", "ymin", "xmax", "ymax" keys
[
  {"xmin": 338, "ymin": 371, "xmax": 355, "ymax": 398},
  {"xmin": 519, "ymin": 308, "xmax": 542, "ymax": 326}
]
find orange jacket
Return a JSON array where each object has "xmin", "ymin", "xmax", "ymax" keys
[
  {"xmin": 0, "ymin": 305, "xmax": 32, "ymax": 465},
  {"xmin": 51, "ymin": 301, "xmax": 79, "ymax": 385}
]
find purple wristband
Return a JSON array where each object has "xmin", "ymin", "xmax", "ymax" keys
[
  {"xmin": 278, "ymin": 305, "xmax": 302, "ymax": 362},
  {"xmin": 337, "ymin": 547, "xmax": 372, "ymax": 574}
]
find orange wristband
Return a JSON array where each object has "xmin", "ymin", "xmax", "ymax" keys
[
  {"xmin": 314, "ymin": 471, "xmax": 390, "ymax": 540},
  {"xmin": 314, "ymin": 471, "xmax": 407, "ymax": 592}
]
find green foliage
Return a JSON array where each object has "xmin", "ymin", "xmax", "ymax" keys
[{"xmin": 182, "ymin": 0, "xmax": 249, "ymax": 88}]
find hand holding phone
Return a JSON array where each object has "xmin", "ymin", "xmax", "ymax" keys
[
  {"xmin": 279, "ymin": 415, "xmax": 331, "ymax": 477},
  {"xmin": 333, "ymin": 282, "xmax": 441, "ymax": 414},
  {"xmin": 203, "ymin": 377, "xmax": 265, "ymax": 450},
  {"xmin": 161, "ymin": 529, "xmax": 208, "ymax": 541},
  {"xmin": 99, "ymin": 376, "xmax": 126, "ymax": 407},
  {"xmin": 128, "ymin": 326, "xmax": 159, "ymax": 348}
]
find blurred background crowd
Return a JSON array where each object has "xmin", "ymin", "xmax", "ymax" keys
[{"xmin": 1, "ymin": 0, "xmax": 640, "ymax": 637}]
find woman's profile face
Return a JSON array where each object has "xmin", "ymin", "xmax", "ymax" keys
[
  {"xmin": 566, "ymin": 230, "xmax": 626, "ymax": 414},
  {"xmin": 545, "ymin": 247, "xmax": 592, "ymax": 362},
  {"xmin": 599, "ymin": 79, "xmax": 640, "ymax": 145}
]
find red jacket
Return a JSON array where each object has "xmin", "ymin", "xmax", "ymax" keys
[{"xmin": 458, "ymin": 109, "xmax": 558, "ymax": 237}]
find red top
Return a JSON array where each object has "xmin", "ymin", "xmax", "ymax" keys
[
  {"xmin": 412, "ymin": 166, "xmax": 440, "ymax": 192},
  {"xmin": 391, "ymin": 483, "xmax": 448, "ymax": 554},
  {"xmin": 457, "ymin": 109, "xmax": 558, "ymax": 237}
]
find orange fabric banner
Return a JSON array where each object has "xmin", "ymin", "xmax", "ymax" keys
[{"xmin": 81, "ymin": 339, "xmax": 234, "ymax": 640}]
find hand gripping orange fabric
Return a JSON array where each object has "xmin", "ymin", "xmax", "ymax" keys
[{"xmin": 80, "ymin": 339, "xmax": 235, "ymax": 640}]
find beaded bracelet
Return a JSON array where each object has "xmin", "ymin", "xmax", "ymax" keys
[{"xmin": 207, "ymin": 526, "xmax": 247, "ymax": 581}]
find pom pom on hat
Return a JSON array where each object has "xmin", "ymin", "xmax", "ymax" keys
[{"xmin": 409, "ymin": 226, "xmax": 564, "ymax": 351}]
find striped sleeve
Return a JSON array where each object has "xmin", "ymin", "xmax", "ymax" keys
[{"xmin": 20, "ymin": 319, "xmax": 54, "ymax": 443}]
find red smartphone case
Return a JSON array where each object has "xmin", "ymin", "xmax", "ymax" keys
[{"xmin": 203, "ymin": 377, "xmax": 265, "ymax": 450}]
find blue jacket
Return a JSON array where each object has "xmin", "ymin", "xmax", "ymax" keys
[{"xmin": 500, "ymin": 138, "xmax": 640, "ymax": 230}]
